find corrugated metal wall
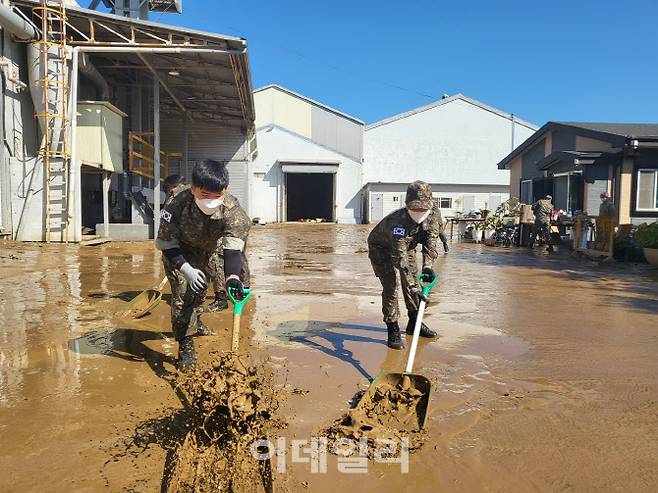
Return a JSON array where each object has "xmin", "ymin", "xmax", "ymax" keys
[
  {"xmin": 311, "ymin": 105, "xmax": 362, "ymax": 162},
  {"xmin": 161, "ymin": 119, "xmax": 249, "ymax": 207}
]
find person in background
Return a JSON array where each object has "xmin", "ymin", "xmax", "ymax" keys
[
  {"xmin": 598, "ymin": 191, "xmax": 616, "ymax": 218},
  {"xmin": 529, "ymin": 194, "xmax": 554, "ymax": 252},
  {"xmin": 156, "ymin": 160, "xmax": 251, "ymax": 369},
  {"xmin": 163, "ymin": 174, "xmax": 186, "ymax": 205},
  {"xmin": 596, "ymin": 191, "xmax": 617, "ymax": 252},
  {"xmin": 367, "ymin": 181, "xmax": 444, "ymax": 350}
]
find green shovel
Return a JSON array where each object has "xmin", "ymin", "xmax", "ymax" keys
[
  {"xmin": 355, "ymin": 272, "xmax": 439, "ymax": 429},
  {"xmin": 227, "ymin": 286, "xmax": 252, "ymax": 352}
]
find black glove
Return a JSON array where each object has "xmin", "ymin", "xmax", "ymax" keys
[
  {"xmin": 420, "ymin": 267, "xmax": 437, "ymax": 283},
  {"xmin": 443, "ymin": 241, "xmax": 449, "ymax": 253},
  {"xmin": 226, "ymin": 276, "xmax": 245, "ymax": 299}
]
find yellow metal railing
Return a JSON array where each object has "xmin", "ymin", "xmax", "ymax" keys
[{"xmin": 128, "ymin": 131, "xmax": 181, "ymax": 181}]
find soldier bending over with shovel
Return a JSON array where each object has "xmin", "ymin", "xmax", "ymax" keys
[
  {"xmin": 367, "ymin": 181, "xmax": 447, "ymax": 350},
  {"xmin": 156, "ymin": 160, "xmax": 250, "ymax": 370}
]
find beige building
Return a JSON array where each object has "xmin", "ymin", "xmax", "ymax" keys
[{"xmin": 497, "ymin": 122, "xmax": 658, "ymax": 225}]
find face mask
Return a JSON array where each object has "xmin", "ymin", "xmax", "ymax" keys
[
  {"xmin": 407, "ymin": 208, "xmax": 431, "ymax": 224},
  {"xmin": 195, "ymin": 197, "xmax": 223, "ymax": 215}
]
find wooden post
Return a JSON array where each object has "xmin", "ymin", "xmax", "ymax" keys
[{"xmin": 102, "ymin": 171, "xmax": 110, "ymax": 237}]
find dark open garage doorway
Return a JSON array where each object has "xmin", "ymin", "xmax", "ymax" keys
[{"xmin": 286, "ymin": 173, "xmax": 334, "ymax": 222}]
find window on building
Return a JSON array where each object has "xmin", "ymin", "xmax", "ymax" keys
[
  {"xmin": 393, "ymin": 196, "xmax": 399, "ymax": 202},
  {"xmin": 520, "ymin": 180, "xmax": 533, "ymax": 204},
  {"xmin": 636, "ymin": 169, "xmax": 658, "ymax": 211},
  {"xmin": 438, "ymin": 197, "xmax": 452, "ymax": 209}
]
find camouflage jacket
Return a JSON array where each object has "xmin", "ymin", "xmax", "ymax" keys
[
  {"xmin": 164, "ymin": 183, "xmax": 187, "ymax": 206},
  {"xmin": 156, "ymin": 188, "xmax": 250, "ymax": 257},
  {"xmin": 532, "ymin": 199, "xmax": 553, "ymax": 223},
  {"xmin": 599, "ymin": 199, "xmax": 617, "ymax": 218},
  {"xmin": 368, "ymin": 207, "xmax": 443, "ymax": 273}
]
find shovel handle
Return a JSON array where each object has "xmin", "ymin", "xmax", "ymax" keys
[
  {"xmin": 231, "ymin": 313, "xmax": 241, "ymax": 352},
  {"xmin": 156, "ymin": 276, "xmax": 168, "ymax": 291},
  {"xmin": 228, "ymin": 288, "xmax": 251, "ymax": 352},
  {"xmin": 405, "ymin": 273, "xmax": 438, "ymax": 374}
]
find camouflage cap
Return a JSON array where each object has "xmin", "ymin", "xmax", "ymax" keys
[{"xmin": 405, "ymin": 180, "xmax": 434, "ymax": 209}]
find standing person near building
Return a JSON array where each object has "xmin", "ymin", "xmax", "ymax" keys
[
  {"xmin": 529, "ymin": 194, "xmax": 554, "ymax": 252},
  {"xmin": 156, "ymin": 160, "xmax": 251, "ymax": 369},
  {"xmin": 367, "ymin": 181, "xmax": 446, "ymax": 350},
  {"xmin": 596, "ymin": 191, "xmax": 617, "ymax": 252}
]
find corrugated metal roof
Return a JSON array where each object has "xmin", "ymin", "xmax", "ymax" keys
[
  {"xmin": 366, "ymin": 93, "xmax": 538, "ymax": 131},
  {"xmin": 556, "ymin": 122, "xmax": 658, "ymax": 137}
]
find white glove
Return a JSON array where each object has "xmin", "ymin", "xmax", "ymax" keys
[{"xmin": 180, "ymin": 262, "xmax": 207, "ymax": 293}]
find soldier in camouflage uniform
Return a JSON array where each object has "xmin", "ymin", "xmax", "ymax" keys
[
  {"xmin": 367, "ymin": 181, "xmax": 446, "ymax": 350},
  {"xmin": 156, "ymin": 160, "xmax": 251, "ymax": 369},
  {"xmin": 529, "ymin": 194, "xmax": 554, "ymax": 252},
  {"xmin": 163, "ymin": 174, "xmax": 186, "ymax": 204}
]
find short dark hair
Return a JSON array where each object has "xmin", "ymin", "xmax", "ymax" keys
[
  {"xmin": 163, "ymin": 174, "xmax": 185, "ymax": 194},
  {"xmin": 191, "ymin": 160, "xmax": 229, "ymax": 192}
]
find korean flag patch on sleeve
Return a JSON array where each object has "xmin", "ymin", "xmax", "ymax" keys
[
  {"xmin": 161, "ymin": 209, "xmax": 172, "ymax": 223},
  {"xmin": 392, "ymin": 226, "xmax": 406, "ymax": 238}
]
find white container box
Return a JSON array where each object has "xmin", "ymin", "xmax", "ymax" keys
[{"xmin": 76, "ymin": 101, "xmax": 127, "ymax": 173}]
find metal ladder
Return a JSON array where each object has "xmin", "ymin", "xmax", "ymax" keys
[{"xmin": 33, "ymin": 0, "xmax": 70, "ymax": 242}]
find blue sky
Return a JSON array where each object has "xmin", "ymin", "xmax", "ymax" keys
[{"xmin": 146, "ymin": 0, "xmax": 657, "ymax": 126}]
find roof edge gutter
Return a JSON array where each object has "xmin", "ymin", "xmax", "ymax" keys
[{"xmin": 0, "ymin": 3, "xmax": 39, "ymax": 41}]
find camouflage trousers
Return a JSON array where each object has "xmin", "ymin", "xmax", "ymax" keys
[
  {"xmin": 529, "ymin": 220, "xmax": 552, "ymax": 247},
  {"xmin": 369, "ymin": 248, "xmax": 419, "ymax": 323},
  {"xmin": 207, "ymin": 243, "xmax": 251, "ymax": 295},
  {"xmin": 163, "ymin": 250, "xmax": 211, "ymax": 341}
]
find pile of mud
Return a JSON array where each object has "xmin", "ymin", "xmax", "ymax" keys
[
  {"xmin": 165, "ymin": 352, "xmax": 282, "ymax": 493},
  {"xmin": 325, "ymin": 376, "xmax": 428, "ymax": 454}
]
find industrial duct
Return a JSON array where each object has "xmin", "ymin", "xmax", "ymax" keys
[
  {"xmin": 79, "ymin": 53, "xmax": 110, "ymax": 101},
  {"xmin": 0, "ymin": 3, "xmax": 39, "ymax": 41}
]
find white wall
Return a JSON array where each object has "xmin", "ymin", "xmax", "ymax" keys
[
  {"xmin": 364, "ymin": 96, "xmax": 536, "ymax": 186},
  {"xmin": 250, "ymin": 125, "xmax": 363, "ymax": 224},
  {"xmin": 366, "ymin": 182, "xmax": 509, "ymax": 222}
]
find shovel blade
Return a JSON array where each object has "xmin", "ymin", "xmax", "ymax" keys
[
  {"xmin": 119, "ymin": 289, "xmax": 162, "ymax": 319},
  {"xmin": 355, "ymin": 371, "xmax": 431, "ymax": 430}
]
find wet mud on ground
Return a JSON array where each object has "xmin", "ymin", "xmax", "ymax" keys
[{"xmin": 1, "ymin": 224, "xmax": 658, "ymax": 492}]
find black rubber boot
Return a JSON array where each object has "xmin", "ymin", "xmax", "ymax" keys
[
  {"xmin": 208, "ymin": 293, "xmax": 229, "ymax": 312},
  {"xmin": 195, "ymin": 319, "xmax": 212, "ymax": 336},
  {"xmin": 386, "ymin": 321, "xmax": 405, "ymax": 350},
  {"xmin": 178, "ymin": 336, "xmax": 197, "ymax": 371},
  {"xmin": 406, "ymin": 316, "xmax": 438, "ymax": 338}
]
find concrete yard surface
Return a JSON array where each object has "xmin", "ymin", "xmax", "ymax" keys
[{"xmin": 1, "ymin": 224, "xmax": 657, "ymax": 492}]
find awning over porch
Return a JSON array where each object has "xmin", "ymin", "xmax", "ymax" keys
[{"xmin": 537, "ymin": 150, "xmax": 622, "ymax": 174}]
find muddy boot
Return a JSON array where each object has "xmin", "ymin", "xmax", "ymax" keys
[
  {"xmin": 406, "ymin": 316, "xmax": 438, "ymax": 338},
  {"xmin": 195, "ymin": 319, "xmax": 212, "ymax": 336},
  {"xmin": 178, "ymin": 336, "xmax": 197, "ymax": 371},
  {"xmin": 208, "ymin": 293, "xmax": 229, "ymax": 312},
  {"xmin": 386, "ymin": 321, "xmax": 405, "ymax": 350}
]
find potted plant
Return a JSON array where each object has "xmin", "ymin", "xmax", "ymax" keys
[{"xmin": 635, "ymin": 222, "xmax": 658, "ymax": 266}]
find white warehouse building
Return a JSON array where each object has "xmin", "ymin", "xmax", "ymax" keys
[
  {"xmin": 363, "ymin": 94, "xmax": 538, "ymax": 222},
  {"xmin": 249, "ymin": 85, "xmax": 364, "ymax": 224}
]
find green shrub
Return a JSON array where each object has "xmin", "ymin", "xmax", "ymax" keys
[{"xmin": 635, "ymin": 222, "xmax": 658, "ymax": 249}]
